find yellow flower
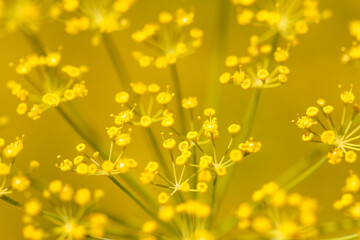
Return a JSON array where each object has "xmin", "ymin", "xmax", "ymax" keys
[
  {"xmin": 8, "ymin": 50, "xmax": 88, "ymax": 120},
  {"xmin": 132, "ymin": 8, "xmax": 203, "ymax": 69}
]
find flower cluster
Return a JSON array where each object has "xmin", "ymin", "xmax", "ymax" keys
[
  {"xmin": 340, "ymin": 20, "xmax": 360, "ymax": 67},
  {"xmin": 140, "ymin": 107, "xmax": 261, "ymax": 203},
  {"xmin": 8, "ymin": 49, "xmax": 88, "ymax": 120},
  {"xmin": 131, "ymin": 8, "xmax": 203, "ymax": 69},
  {"xmin": 113, "ymin": 82, "xmax": 175, "ymax": 128},
  {"xmin": 295, "ymin": 85, "xmax": 360, "ymax": 165},
  {"xmin": 141, "ymin": 200, "xmax": 214, "ymax": 240},
  {"xmin": 220, "ymin": 38, "xmax": 291, "ymax": 89},
  {"xmin": 56, "ymin": 136, "xmax": 137, "ymax": 176},
  {"xmin": 22, "ymin": 180, "xmax": 108, "ymax": 240},
  {"xmin": 232, "ymin": 0, "xmax": 331, "ymax": 44},
  {"xmin": 0, "ymin": 0, "xmax": 56, "ymax": 35},
  {"xmin": 236, "ymin": 182, "xmax": 318, "ymax": 239},
  {"xmin": 333, "ymin": 171, "xmax": 360, "ymax": 220},
  {"xmin": 58, "ymin": 0, "xmax": 135, "ymax": 44},
  {"xmin": 0, "ymin": 136, "xmax": 38, "ymax": 195}
]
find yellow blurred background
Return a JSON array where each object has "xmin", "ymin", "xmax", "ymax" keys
[{"xmin": 1, "ymin": 0, "xmax": 360, "ymax": 238}]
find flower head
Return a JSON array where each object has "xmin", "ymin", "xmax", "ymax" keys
[
  {"xmin": 57, "ymin": 127, "xmax": 137, "ymax": 175},
  {"xmin": 295, "ymin": 85, "xmax": 360, "ymax": 165},
  {"xmin": 22, "ymin": 180, "xmax": 108, "ymax": 240},
  {"xmin": 220, "ymin": 39, "xmax": 290, "ymax": 89},
  {"xmin": 8, "ymin": 49, "xmax": 88, "ymax": 120},
  {"xmin": 139, "ymin": 107, "xmax": 260, "ymax": 203},
  {"xmin": 0, "ymin": 0, "xmax": 56, "ymax": 35},
  {"xmin": 237, "ymin": 182, "xmax": 318, "ymax": 239},
  {"xmin": 132, "ymin": 8, "xmax": 203, "ymax": 69},
  {"xmin": 59, "ymin": 0, "xmax": 135, "ymax": 44},
  {"xmin": 233, "ymin": 0, "xmax": 331, "ymax": 44},
  {"xmin": 0, "ymin": 136, "xmax": 37, "ymax": 195}
]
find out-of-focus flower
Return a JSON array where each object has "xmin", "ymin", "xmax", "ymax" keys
[
  {"xmin": 236, "ymin": 182, "xmax": 318, "ymax": 239},
  {"xmin": 294, "ymin": 85, "xmax": 360, "ymax": 165},
  {"xmin": 59, "ymin": 0, "xmax": 135, "ymax": 44},
  {"xmin": 232, "ymin": 0, "xmax": 331, "ymax": 45},
  {"xmin": 0, "ymin": 0, "xmax": 56, "ymax": 36},
  {"xmin": 7, "ymin": 49, "xmax": 88, "ymax": 120},
  {"xmin": 139, "ymin": 200, "xmax": 213, "ymax": 239},
  {"xmin": 22, "ymin": 180, "xmax": 108, "ymax": 240},
  {"xmin": 0, "ymin": 136, "xmax": 38, "ymax": 195},
  {"xmin": 334, "ymin": 171, "xmax": 360, "ymax": 220},
  {"xmin": 341, "ymin": 20, "xmax": 360, "ymax": 67},
  {"xmin": 220, "ymin": 38, "xmax": 290, "ymax": 89},
  {"xmin": 131, "ymin": 8, "xmax": 203, "ymax": 69}
]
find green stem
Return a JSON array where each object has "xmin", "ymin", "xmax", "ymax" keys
[
  {"xmin": 57, "ymin": 106, "xmax": 104, "ymax": 156},
  {"xmin": 238, "ymin": 89, "xmax": 263, "ymax": 142},
  {"xmin": 204, "ymin": 0, "xmax": 230, "ymax": 110},
  {"xmin": 209, "ymin": 175, "xmax": 218, "ymax": 222},
  {"xmin": 0, "ymin": 195, "xmax": 23, "ymax": 208},
  {"xmin": 276, "ymin": 146, "xmax": 328, "ymax": 187},
  {"xmin": 170, "ymin": 64, "xmax": 186, "ymax": 135},
  {"xmin": 321, "ymin": 234, "xmax": 359, "ymax": 240},
  {"xmin": 21, "ymin": 30, "xmax": 46, "ymax": 55},
  {"xmin": 107, "ymin": 175, "xmax": 156, "ymax": 219},
  {"xmin": 103, "ymin": 33, "xmax": 131, "ymax": 91},
  {"xmin": 283, "ymin": 155, "xmax": 327, "ymax": 191}
]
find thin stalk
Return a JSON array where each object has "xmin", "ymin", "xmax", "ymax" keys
[
  {"xmin": 21, "ymin": 30, "xmax": 46, "ymax": 55},
  {"xmin": 0, "ymin": 195, "xmax": 23, "ymax": 208},
  {"xmin": 107, "ymin": 175, "xmax": 156, "ymax": 219},
  {"xmin": 103, "ymin": 34, "xmax": 131, "ymax": 91},
  {"xmin": 209, "ymin": 175, "xmax": 218, "ymax": 222},
  {"xmin": 204, "ymin": 0, "xmax": 230, "ymax": 110},
  {"xmin": 107, "ymin": 175, "xmax": 178, "ymax": 236},
  {"xmin": 283, "ymin": 155, "xmax": 327, "ymax": 191},
  {"xmin": 239, "ymin": 89, "xmax": 263, "ymax": 142},
  {"xmin": 321, "ymin": 234, "xmax": 359, "ymax": 240},
  {"xmin": 170, "ymin": 64, "xmax": 186, "ymax": 134}
]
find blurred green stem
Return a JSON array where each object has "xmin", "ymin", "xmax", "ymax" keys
[
  {"xmin": 103, "ymin": 34, "xmax": 131, "ymax": 91},
  {"xmin": 282, "ymin": 155, "xmax": 327, "ymax": 191},
  {"xmin": 0, "ymin": 195, "xmax": 23, "ymax": 208},
  {"xmin": 21, "ymin": 30, "xmax": 45, "ymax": 55},
  {"xmin": 204, "ymin": 0, "xmax": 230, "ymax": 110},
  {"xmin": 321, "ymin": 234, "xmax": 359, "ymax": 240},
  {"xmin": 170, "ymin": 64, "xmax": 187, "ymax": 134}
]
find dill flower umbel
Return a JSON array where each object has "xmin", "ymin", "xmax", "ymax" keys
[
  {"xmin": 236, "ymin": 182, "xmax": 318, "ymax": 239},
  {"xmin": 131, "ymin": 8, "xmax": 203, "ymax": 69},
  {"xmin": 340, "ymin": 20, "xmax": 360, "ymax": 67},
  {"xmin": 295, "ymin": 85, "xmax": 360, "ymax": 165},
  {"xmin": 220, "ymin": 38, "xmax": 290, "ymax": 89},
  {"xmin": 140, "ymin": 107, "xmax": 261, "ymax": 203},
  {"xmin": 334, "ymin": 171, "xmax": 360, "ymax": 220},
  {"xmin": 22, "ymin": 180, "xmax": 108, "ymax": 240},
  {"xmin": 0, "ymin": 136, "xmax": 38, "ymax": 195},
  {"xmin": 140, "ymin": 200, "xmax": 213, "ymax": 240},
  {"xmin": 232, "ymin": 0, "xmax": 331, "ymax": 44},
  {"xmin": 113, "ymin": 82, "xmax": 175, "ymax": 129},
  {"xmin": 0, "ymin": 0, "xmax": 55, "ymax": 36},
  {"xmin": 7, "ymin": 49, "xmax": 88, "ymax": 120},
  {"xmin": 58, "ymin": 0, "xmax": 135, "ymax": 44},
  {"xmin": 56, "ymin": 132, "xmax": 137, "ymax": 175}
]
